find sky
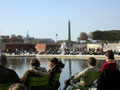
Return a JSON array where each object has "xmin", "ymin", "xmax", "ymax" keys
[{"xmin": 0, "ymin": 0, "xmax": 120, "ymax": 41}]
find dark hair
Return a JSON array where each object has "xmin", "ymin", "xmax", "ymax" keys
[
  {"xmin": 58, "ymin": 60, "xmax": 65, "ymax": 69},
  {"xmin": 9, "ymin": 83, "xmax": 27, "ymax": 90},
  {"xmin": 0, "ymin": 54, "xmax": 7, "ymax": 66},
  {"xmin": 50, "ymin": 58, "xmax": 64, "ymax": 69},
  {"xmin": 88, "ymin": 57, "xmax": 96, "ymax": 66},
  {"xmin": 30, "ymin": 59, "xmax": 40, "ymax": 67},
  {"xmin": 49, "ymin": 58, "xmax": 58, "ymax": 65},
  {"xmin": 105, "ymin": 50, "xmax": 114, "ymax": 60}
]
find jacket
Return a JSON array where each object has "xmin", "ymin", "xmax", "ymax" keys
[
  {"xmin": 98, "ymin": 69, "xmax": 120, "ymax": 90},
  {"xmin": 101, "ymin": 61, "xmax": 117, "ymax": 72},
  {"xmin": 0, "ymin": 66, "xmax": 20, "ymax": 83},
  {"xmin": 21, "ymin": 67, "xmax": 48, "ymax": 90},
  {"xmin": 48, "ymin": 65, "xmax": 62, "ymax": 90}
]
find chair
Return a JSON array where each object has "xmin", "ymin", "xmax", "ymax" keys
[
  {"xmin": 51, "ymin": 73, "xmax": 60, "ymax": 90},
  {"xmin": 0, "ymin": 83, "xmax": 12, "ymax": 90},
  {"xmin": 72, "ymin": 71, "xmax": 101, "ymax": 90},
  {"xmin": 28, "ymin": 76, "xmax": 49, "ymax": 90}
]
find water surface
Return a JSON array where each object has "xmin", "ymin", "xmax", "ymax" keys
[{"xmin": 6, "ymin": 57, "xmax": 120, "ymax": 84}]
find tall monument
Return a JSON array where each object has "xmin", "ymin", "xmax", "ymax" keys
[
  {"xmin": 68, "ymin": 20, "xmax": 72, "ymax": 50},
  {"xmin": 68, "ymin": 21, "xmax": 72, "ymax": 77}
]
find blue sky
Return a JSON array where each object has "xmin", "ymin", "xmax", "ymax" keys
[{"xmin": 0, "ymin": 0, "xmax": 120, "ymax": 41}]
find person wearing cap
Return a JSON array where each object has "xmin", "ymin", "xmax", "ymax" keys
[
  {"xmin": 0, "ymin": 54, "xmax": 20, "ymax": 83},
  {"xmin": 21, "ymin": 58, "xmax": 48, "ymax": 87}
]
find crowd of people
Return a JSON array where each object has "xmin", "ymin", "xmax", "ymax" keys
[
  {"xmin": 6, "ymin": 46, "xmax": 120, "ymax": 56},
  {"xmin": 0, "ymin": 50, "xmax": 120, "ymax": 90}
]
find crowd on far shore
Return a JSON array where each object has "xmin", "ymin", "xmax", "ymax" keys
[{"xmin": 5, "ymin": 47, "xmax": 120, "ymax": 56}]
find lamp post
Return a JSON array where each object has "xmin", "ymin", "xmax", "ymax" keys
[
  {"xmin": 27, "ymin": 30, "xmax": 29, "ymax": 37},
  {"xmin": 56, "ymin": 33, "xmax": 58, "ymax": 43}
]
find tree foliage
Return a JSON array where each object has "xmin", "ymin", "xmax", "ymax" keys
[
  {"xmin": 10, "ymin": 34, "xmax": 24, "ymax": 43},
  {"xmin": 92, "ymin": 30, "xmax": 120, "ymax": 42},
  {"xmin": 77, "ymin": 32, "xmax": 88, "ymax": 42}
]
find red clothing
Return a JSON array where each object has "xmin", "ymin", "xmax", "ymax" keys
[{"xmin": 101, "ymin": 61, "xmax": 117, "ymax": 72}]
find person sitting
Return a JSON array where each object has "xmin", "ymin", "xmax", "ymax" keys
[
  {"xmin": 0, "ymin": 54, "xmax": 20, "ymax": 83},
  {"xmin": 9, "ymin": 83, "xmax": 27, "ymax": 90},
  {"xmin": 21, "ymin": 59, "xmax": 48, "ymax": 89},
  {"xmin": 98, "ymin": 50, "xmax": 120, "ymax": 90},
  {"xmin": 62, "ymin": 57, "xmax": 100, "ymax": 90},
  {"xmin": 101, "ymin": 50, "xmax": 117, "ymax": 72},
  {"xmin": 48, "ymin": 58, "xmax": 65, "ymax": 90}
]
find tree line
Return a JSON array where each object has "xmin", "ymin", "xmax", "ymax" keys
[{"xmin": 77, "ymin": 30, "xmax": 120, "ymax": 43}]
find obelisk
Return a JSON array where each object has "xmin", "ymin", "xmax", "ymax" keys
[
  {"xmin": 68, "ymin": 20, "xmax": 71, "ymax": 50},
  {"xmin": 68, "ymin": 20, "xmax": 72, "ymax": 77}
]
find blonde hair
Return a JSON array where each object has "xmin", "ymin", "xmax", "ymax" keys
[{"xmin": 9, "ymin": 83, "xmax": 27, "ymax": 90}]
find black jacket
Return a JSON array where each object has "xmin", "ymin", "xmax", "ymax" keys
[
  {"xmin": 0, "ymin": 66, "xmax": 20, "ymax": 83},
  {"xmin": 48, "ymin": 65, "xmax": 62, "ymax": 90},
  {"xmin": 98, "ymin": 69, "xmax": 120, "ymax": 90}
]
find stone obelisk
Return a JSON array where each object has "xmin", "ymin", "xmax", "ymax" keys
[
  {"xmin": 68, "ymin": 20, "xmax": 72, "ymax": 50},
  {"xmin": 68, "ymin": 20, "xmax": 72, "ymax": 77}
]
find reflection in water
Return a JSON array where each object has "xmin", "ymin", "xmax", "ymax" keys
[
  {"xmin": 7, "ymin": 57, "xmax": 33, "ymax": 78},
  {"xmin": 68, "ymin": 60, "xmax": 72, "ymax": 78},
  {"xmin": 77, "ymin": 59, "xmax": 88, "ymax": 70},
  {"xmin": 6, "ymin": 57, "xmax": 120, "ymax": 84}
]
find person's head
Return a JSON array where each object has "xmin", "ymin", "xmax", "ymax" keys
[
  {"xmin": 49, "ymin": 58, "xmax": 58, "ymax": 69},
  {"xmin": 88, "ymin": 57, "xmax": 96, "ymax": 66},
  {"xmin": 58, "ymin": 60, "xmax": 65, "ymax": 69},
  {"xmin": 9, "ymin": 83, "xmax": 27, "ymax": 90},
  {"xmin": 30, "ymin": 59, "xmax": 40, "ymax": 68},
  {"xmin": 0, "ymin": 54, "xmax": 7, "ymax": 67},
  {"xmin": 49, "ymin": 58, "xmax": 64, "ymax": 69},
  {"xmin": 105, "ymin": 50, "xmax": 114, "ymax": 60}
]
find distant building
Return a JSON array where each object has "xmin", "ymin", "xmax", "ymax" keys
[
  {"xmin": 87, "ymin": 44, "xmax": 102, "ymax": 50},
  {"xmin": 73, "ymin": 43, "xmax": 86, "ymax": 49},
  {"xmin": 23, "ymin": 33, "xmax": 34, "ymax": 44},
  {"xmin": 0, "ymin": 35, "xmax": 10, "ymax": 52},
  {"xmin": 6, "ymin": 44, "xmax": 36, "ymax": 53},
  {"xmin": 35, "ymin": 38, "xmax": 56, "ymax": 44},
  {"xmin": 0, "ymin": 35, "xmax": 9, "ymax": 42},
  {"xmin": 23, "ymin": 32, "xmax": 55, "ymax": 44},
  {"xmin": 0, "ymin": 43, "xmax": 6, "ymax": 52},
  {"xmin": 36, "ymin": 43, "xmax": 60, "ymax": 53}
]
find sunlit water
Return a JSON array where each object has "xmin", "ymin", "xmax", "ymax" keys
[{"xmin": 6, "ymin": 57, "xmax": 120, "ymax": 84}]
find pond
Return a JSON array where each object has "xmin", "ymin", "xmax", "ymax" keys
[{"xmin": 6, "ymin": 57, "xmax": 120, "ymax": 84}]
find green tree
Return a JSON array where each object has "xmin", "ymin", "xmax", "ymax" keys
[
  {"xmin": 92, "ymin": 30, "xmax": 120, "ymax": 42},
  {"xmin": 77, "ymin": 32, "xmax": 88, "ymax": 43}
]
